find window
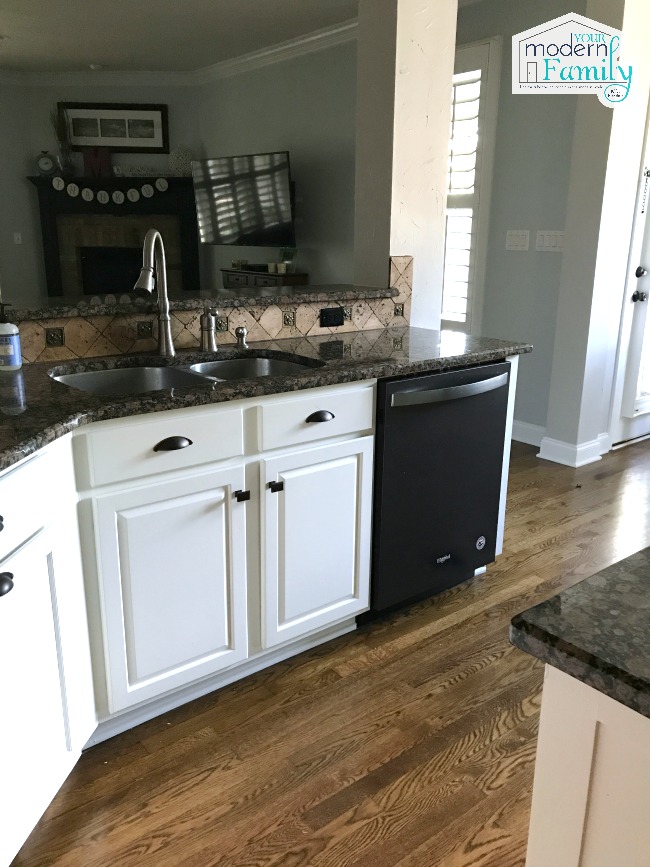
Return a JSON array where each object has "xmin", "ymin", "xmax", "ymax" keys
[{"xmin": 442, "ymin": 40, "xmax": 500, "ymax": 332}]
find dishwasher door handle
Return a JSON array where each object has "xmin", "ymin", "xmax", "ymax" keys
[{"xmin": 390, "ymin": 371, "xmax": 508, "ymax": 407}]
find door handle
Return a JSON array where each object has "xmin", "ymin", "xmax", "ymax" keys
[
  {"xmin": 390, "ymin": 372, "xmax": 509, "ymax": 407},
  {"xmin": 153, "ymin": 435, "xmax": 193, "ymax": 451}
]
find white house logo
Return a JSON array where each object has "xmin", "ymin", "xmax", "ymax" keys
[{"xmin": 512, "ymin": 13, "xmax": 632, "ymax": 107}]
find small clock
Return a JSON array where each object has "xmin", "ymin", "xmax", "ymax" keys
[
  {"xmin": 112, "ymin": 190, "xmax": 125, "ymax": 205},
  {"xmin": 155, "ymin": 177, "xmax": 169, "ymax": 192},
  {"xmin": 66, "ymin": 182, "xmax": 79, "ymax": 198},
  {"xmin": 36, "ymin": 151, "xmax": 56, "ymax": 176},
  {"xmin": 141, "ymin": 183, "xmax": 154, "ymax": 199},
  {"xmin": 127, "ymin": 188, "xmax": 140, "ymax": 203},
  {"xmin": 97, "ymin": 190, "xmax": 110, "ymax": 205},
  {"xmin": 81, "ymin": 187, "xmax": 94, "ymax": 202}
]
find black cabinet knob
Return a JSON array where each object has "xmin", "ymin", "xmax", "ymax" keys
[
  {"xmin": 234, "ymin": 490, "xmax": 251, "ymax": 502},
  {"xmin": 305, "ymin": 410, "xmax": 335, "ymax": 423},
  {"xmin": 0, "ymin": 572, "xmax": 14, "ymax": 597},
  {"xmin": 153, "ymin": 436, "xmax": 193, "ymax": 452},
  {"xmin": 636, "ymin": 265, "xmax": 647, "ymax": 278},
  {"xmin": 268, "ymin": 481, "xmax": 284, "ymax": 493}
]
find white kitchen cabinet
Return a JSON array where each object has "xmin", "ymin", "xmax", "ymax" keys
[
  {"xmin": 0, "ymin": 532, "xmax": 71, "ymax": 867},
  {"xmin": 0, "ymin": 437, "xmax": 96, "ymax": 867},
  {"xmin": 261, "ymin": 436, "xmax": 373, "ymax": 648},
  {"xmin": 93, "ymin": 464, "xmax": 248, "ymax": 712},
  {"xmin": 74, "ymin": 383, "xmax": 374, "ymax": 737}
]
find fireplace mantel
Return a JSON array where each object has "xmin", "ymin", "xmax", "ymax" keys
[{"xmin": 29, "ymin": 176, "xmax": 200, "ymax": 297}]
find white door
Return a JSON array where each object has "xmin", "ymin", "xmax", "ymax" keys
[
  {"xmin": 610, "ymin": 150, "xmax": 650, "ymax": 445},
  {"xmin": 260, "ymin": 437, "xmax": 373, "ymax": 649},
  {"xmin": 0, "ymin": 533, "xmax": 73, "ymax": 867},
  {"xmin": 94, "ymin": 466, "xmax": 248, "ymax": 712}
]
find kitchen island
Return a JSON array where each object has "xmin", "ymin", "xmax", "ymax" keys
[
  {"xmin": 510, "ymin": 548, "xmax": 650, "ymax": 867},
  {"xmin": 1, "ymin": 325, "xmax": 531, "ymax": 866}
]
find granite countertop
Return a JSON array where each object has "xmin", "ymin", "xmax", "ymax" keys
[
  {"xmin": 0, "ymin": 326, "xmax": 531, "ymax": 472},
  {"xmin": 10, "ymin": 285, "xmax": 398, "ymax": 323},
  {"xmin": 510, "ymin": 548, "xmax": 650, "ymax": 717}
]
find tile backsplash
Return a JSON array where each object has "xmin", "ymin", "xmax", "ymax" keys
[{"xmin": 20, "ymin": 256, "xmax": 413, "ymax": 363}]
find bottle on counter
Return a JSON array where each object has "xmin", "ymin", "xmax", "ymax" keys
[
  {"xmin": 0, "ymin": 303, "xmax": 22, "ymax": 371},
  {"xmin": 0, "ymin": 370, "xmax": 26, "ymax": 415}
]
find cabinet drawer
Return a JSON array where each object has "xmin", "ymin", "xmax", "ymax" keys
[
  {"xmin": 0, "ymin": 456, "xmax": 46, "ymax": 559},
  {"xmin": 254, "ymin": 275, "xmax": 280, "ymax": 288},
  {"xmin": 224, "ymin": 272, "xmax": 249, "ymax": 288},
  {"xmin": 258, "ymin": 385, "xmax": 374, "ymax": 451},
  {"xmin": 83, "ymin": 406, "xmax": 244, "ymax": 487}
]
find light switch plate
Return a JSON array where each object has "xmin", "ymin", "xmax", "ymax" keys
[
  {"xmin": 506, "ymin": 230, "xmax": 530, "ymax": 251},
  {"xmin": 536, "ymin": 230, "xmax": 565, "ymax": 252}
]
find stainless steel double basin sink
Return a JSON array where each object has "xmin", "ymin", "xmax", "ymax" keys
[{"xmin": 51, "ymin": 354, "xmax": 324, "ymax": 396}]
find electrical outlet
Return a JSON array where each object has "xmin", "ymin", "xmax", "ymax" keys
[
  {"xmin": 394, "ymin": 303, "xmax": 404, "ymax": 317},
  {"xmin": 282, "ymin": 310, "xmax": 296, "ymax": 328},
  {"xmin": 45, "ymin": 327, "xmax": 65, "ymax": 347},
  {"xmin": 215, "ymin": 316, "xmax": 229, "ymax": 332},
  {"xmin": 136, "ymin": 321, "xmax": 153, "ymax": 339},
  {"xmin": 320, "ymin": 307, "xmax": 345, "ymax": 328}
]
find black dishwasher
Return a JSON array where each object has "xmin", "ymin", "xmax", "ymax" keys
[{"xmin": 370, "ymin": 361, "xmax": 510, "ymax": 612}]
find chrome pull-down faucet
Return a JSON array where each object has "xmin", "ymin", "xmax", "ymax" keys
[{"xmin": 133, "ymin": 229, "xmax": 175, "ymax": 359}]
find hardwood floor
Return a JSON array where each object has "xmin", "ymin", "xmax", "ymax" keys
[{"xmin": 13, "ymin": 441, "xmax": 650, "ymax": 867}]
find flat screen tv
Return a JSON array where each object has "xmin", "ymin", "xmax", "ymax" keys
[{"xmin": 192, "ymin": 151, "xmax": 295, "ymax": 248}]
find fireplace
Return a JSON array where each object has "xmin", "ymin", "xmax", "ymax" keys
[{"xmin": 30, "ymin": 176, "xmax": 199, "ymax": 297}]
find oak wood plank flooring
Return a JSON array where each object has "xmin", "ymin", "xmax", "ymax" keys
[{"xmin": 12, "ymin": 440, "xmax": 650, "ymax": 867}]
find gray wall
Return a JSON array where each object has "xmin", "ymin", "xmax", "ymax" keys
[
  {"xmin": 196, "ymin": 42, "xmax": 357, "ymax": 289},
  {"xmin": 456, "ymin": 0, "xmax": 586, "ymax": 429},
  {"xmin": 0, "ymin": 40, "xmax": 357, "ymax": 305}
]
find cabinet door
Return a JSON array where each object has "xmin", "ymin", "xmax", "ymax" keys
[
  {"xmin": 0, "ymin": 533, "xmax": 73, "ymax": 867},
  {"xmin": 261, "ymin": 437, "xmax": 373, "ymax": 648},
  {"xmin": 95, "ymin": 466, "xmax": 248, "ymax": 712}
]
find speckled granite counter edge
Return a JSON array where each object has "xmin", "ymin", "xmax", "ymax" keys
[
  {"xmin": 0, "ymin": 337, "xmax": 532, "ymax": 473},
  {"xmin": 509, "ymin": 616, "xmax": 650, "ymax": 718},
  {"xmin": 12, "ymin": 285, "xmax": 399, "ymax": 322}
]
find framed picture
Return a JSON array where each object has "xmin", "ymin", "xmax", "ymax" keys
[{"xmin": 58, "ymin": 102, "xmax": 169, "ymax": 153}]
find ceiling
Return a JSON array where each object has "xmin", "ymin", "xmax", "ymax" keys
[{"xmin": 0, "ymin": 0, "xmax": 359, "ymax": 73}]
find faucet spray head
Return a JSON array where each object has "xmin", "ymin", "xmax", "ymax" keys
[{"xmin": 133, "ymin": 266, "xmax": 155, "ymax": 293}]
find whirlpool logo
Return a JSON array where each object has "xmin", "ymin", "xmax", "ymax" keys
[{"xmin": 512, "ymin": 13, "xmax": 633, "ymax": 106}]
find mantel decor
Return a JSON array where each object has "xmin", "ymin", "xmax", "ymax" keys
[{"xmin": 58, "ymin": 103, "xmax": 169, "ymax": 154}]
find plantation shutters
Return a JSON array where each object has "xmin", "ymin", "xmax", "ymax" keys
[{"xmin": 442, "ymin": 40, "xmax": 500, "ymax": 332}]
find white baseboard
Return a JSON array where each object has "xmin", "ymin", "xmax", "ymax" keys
[
  {"xmin": 537, "ymin": 433, "xmax": 610, "ymax": 467},
  {"xmin": 512, "ymin": 420, "xmax": 545, "ymax": 447}
]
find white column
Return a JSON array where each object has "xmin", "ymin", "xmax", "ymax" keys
[
  {"xmin": 353, "ymin": 0, "xmax": 458, "ymax": 330},
  {"xmin": 390, "ymin": 0, "xmax": 458, "ymax": 328}
]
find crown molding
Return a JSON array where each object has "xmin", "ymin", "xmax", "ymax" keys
[
  {"xmin": 192, "ymin": 19, "xmax": 358, "ymax": 84},
  {"xmin": 0, "ymin": 19, "xmax": 358, "ymax": 89}
]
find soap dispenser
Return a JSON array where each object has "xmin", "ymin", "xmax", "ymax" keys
[
  {"xmin": 200, "ymin": 304, "xmax": 218, "ymax": 352},
  {"xmin": 0, "ymin": 303, "xmax": 22, "ymax": 371}
]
